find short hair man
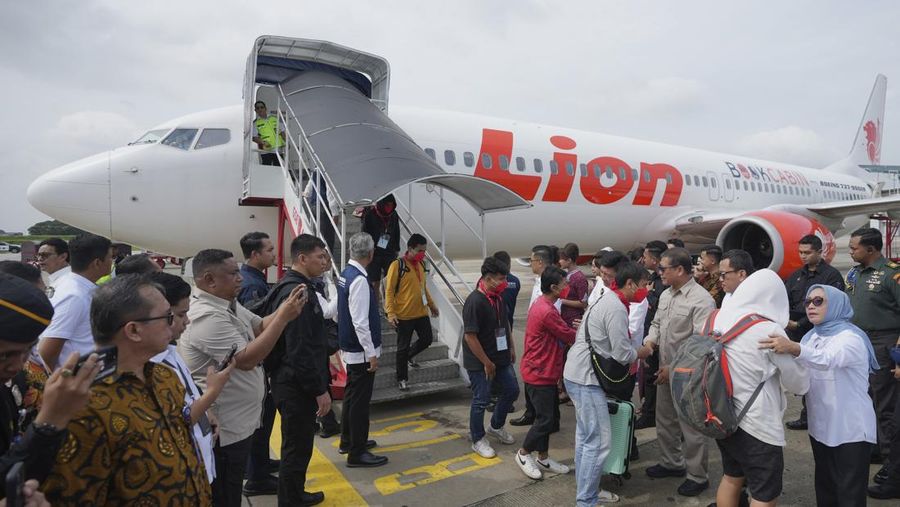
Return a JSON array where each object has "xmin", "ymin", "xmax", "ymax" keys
[
  {"xmin": 384, "ymin": 234, "xmax": 439, "ymax": 391},
  {"xmin": 667, "ymin": 238, "xmax": 685, "ymax": 249},
  {"xmin": 693, "ymin": 245, "xmax": 724, "ymax": 308},
  {"xmin": 179, "ymin": 249, "xmax": 305, "ymax": 507},
  {"xmin": 38, "ymin": 233, "xmax": 113, "ymax": 370},
  {"xmin": 558, "ymin": 243, "xmax": 589, "ymax": 327},
  {"xmin": 639, "ymin": 247, "xmax": 716, "ymax": 497},
  {"xmin": 114, "ymin": 253, "xmax": 161, "ymax": 276},
  {"xmin": 719, "ymin": 249, "xmax": 755, "ymax": 307},
  {"xmin": 493, "ymin": 251, "xmax": 521, "ymax": 329},
  {"xmin": 846, "ymin": 227, "xmax": 900, "ymax": 466},
  {"xmin": 0, "ymin": 261, "xmax": 45, "ymax": 291},
  {"xmin": 44, "ymin": 275, "xmax": 214, "ymax": 504},
  {"xmin": 337, "ymin": 232, "xmax": 389, "ymax": 467},
  {"xmin": 252, "ymin": 101, "xmax": 285, "ymax": 166},
  {"xmin": 783, "ymin": 235, "xmax": 845, "ymax": 431},
  {"xmin": 464, "ymin": 256, "xmax": 520, "ymax": 459},
  {"xmin": 238, "ymin": 231, "xmax": 276, "ymax": 306},
  {"xmin": 36, "ymin": 238, "xmax": 70, "ymax": 287},
  {"xmin": 636, "ymin": 240, "xmax": 668, "ymax": 430}
]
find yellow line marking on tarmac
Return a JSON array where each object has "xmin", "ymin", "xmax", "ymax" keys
[
  {"xmin": 271, "ymin": 414, "xmax": 368, "ymax": 506},
  {"xmin": 368, "ymin": 434, "xmax": 462, "ymax": 453},
  {"xmin": 370, "ymin": 411, "xmax": 425, "ymax": 424},
  {"xmin": 374, "ymin": 452, "xmax": 501, "ymax": 496}
]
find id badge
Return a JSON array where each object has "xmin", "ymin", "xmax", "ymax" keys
[
  {"xmin": 198, "ymin": 413, "xmax": 213, "ymax": 436},
  {"xmin": 495, "ymin": 328, "xmax": 508, "ymax": 351},
  {"xmin": 421, "ymin": 290, "xmax": 428, "ymax": 306},
  {"xmin": 377, "ymin": 234, "xmax": 390, "ymax": 249}
]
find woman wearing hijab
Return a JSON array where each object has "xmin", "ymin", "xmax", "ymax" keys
[{"xmin": 761, "ymin": 284, "xmax": 878, "ymax": 507}]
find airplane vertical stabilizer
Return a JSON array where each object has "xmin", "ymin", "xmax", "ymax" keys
[{"xmin": 823, "ymin": 74, "xmax": 887, "ymax": 184}]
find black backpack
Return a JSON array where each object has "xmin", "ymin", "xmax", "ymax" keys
[{"xmin": 245, "ymin": 278, "xmax": 301, "ymax": 372}]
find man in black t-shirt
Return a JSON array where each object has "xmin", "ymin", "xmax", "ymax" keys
[{"xmin": 463, "ymin": 257, "xmax": 521, "ymax": 460}]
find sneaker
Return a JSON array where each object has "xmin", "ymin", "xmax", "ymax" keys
[
  {"xmin": 398, "ymin": 380, "xmax": 409, "ymax": 391},
  {"xmin": 677, "ymin": 479, "xmax": 709, "ymax": 497},
  {"xmin": 408, "ymin": 359, "xmax": 420, "ymax": 368},
  {"xmin": 472, "ymin": 438, "xmax": 496, "ymax": 458},
  {"xmin": 515, "ymin": 451, "xmax": 543, "ymax": 480},
  {"xmin": 646, "ymin": 463, "xmax": 687, "ymax": 478},
  {"xmin": 874, "ymin": 463, "xmax": 890, "ymax": 484},
  {"xmin": 536, "ymin": 457, "xmax": 570, "ymax": 474},
  {"xmin": 598, "ymin": 489, "xmax": 620, "ymax": 503},
  {"xmin": 486, "ymin": 425, "xmax": 515, "ymax": 445},
  {"xmin": 785, "ymin": 418, "xmax": 808, "ymax": 430}
]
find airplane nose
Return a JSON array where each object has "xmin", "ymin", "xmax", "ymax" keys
[{"xmin": 27, "ymin": 151, "xmax": 112, "ymax": 237}]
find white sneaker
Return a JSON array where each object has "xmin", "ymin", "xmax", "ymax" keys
[
  {"xmin": 537, "ymin": 457, "xmax": 570, "ymax": 475},
  {"xmin": 472, "ymin": 438, "xmax": 496, "ymax": 458},
  {"xmin": 398, "ymin": 380, "xmax": 409, "ymax": 391},
  {"xmin": 515, "ymin": 451, "xmax": 543, "ymax": 480},
  {"xmin": 486, "ymin": 425, "xmax": 515, "ymax": 445},
  {"xmin": 598, "ymin": 489, "xmax": 620, "ymax": 503}
]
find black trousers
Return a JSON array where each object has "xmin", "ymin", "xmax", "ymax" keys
[
  {"xmin": 340, "ymin": 362, "xmax": 376, "ymax": 457},
  {"xmin": 867, "ymin": 330, "xmax": 900, "ymax": 456},
  {"xmin": 246, "ymin": 388, "xmax": 276, "ymax": 481},
  {"xmin": 272, "ymin": 380, "xmax": 318, "ymax": 505},
  {"xmin": 886, "ymin": 376, "xmax": 900, "ymax": 480},
  {"xmin": 260, "ymin": 153, "xmax": 279, "ymax": 166},
  {"xmin": 522, "ymin": 384, "xmax": 557, "ymax": 453},
  {"xmin": 809, "ymin": 437, "xmax": 872, "ymax": 507},
  {"xmin": 213, "ymin": 435, "xmax": 253, "ymax": 507},
  {"xmin": 640, "ymin": 350, "xmax": 659, "ymax": 419},
  {"xmin": 396, "ymin": 316, "xmax": 434, "ymax": 381}
]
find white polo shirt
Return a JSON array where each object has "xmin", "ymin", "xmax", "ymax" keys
[
  {"xmin": 47, "ymin": 265, "xmax": 71, "ymax": 286},
  {"xmin": 39, "ymin": 271, "xmax": 97, "ymax": 368}
]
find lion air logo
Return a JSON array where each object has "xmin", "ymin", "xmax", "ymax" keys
[{"xmin": 864, "ymin": 119, "xmax": 881, "ymax": 164}]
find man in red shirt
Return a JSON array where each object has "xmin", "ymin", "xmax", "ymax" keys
[{"xmin": 515, "ymin": 266, "xmax": 577, "ymax": 479}]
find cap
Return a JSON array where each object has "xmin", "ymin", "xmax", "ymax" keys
[{"xmin": 0, "ymin": 273, "xmax": 54, "ymax": 343}]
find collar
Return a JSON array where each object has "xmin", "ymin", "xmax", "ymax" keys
[
  {"xmin": 193, "ymin": 287, "xmax": 237, "ymax": 313},
  {"xmin": 861, "ymin": 256, "xmax": 887, "ymax": 271},
  {"xmin": 70, "ymin": 271, "xmax": 98, "ymax": 290},
  {"xmin": 102, "ymin": 361, "xmax": 158, "ymax": 386},
  {"xmin": 48, "ymin": 265, "xmax": 71, "ymax": 283},
  {"xmin": 240, "ymin": 263, "xmax": 266, "ymax": 278},
  {"xmin": 349, "ymin": 259, "xmax": 366, "ymax": 273},
  {"xmin": 671, "ymin": 277, "xmax": 698, "ymax": 295}
]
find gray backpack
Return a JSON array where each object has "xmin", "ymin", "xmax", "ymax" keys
[{"xmin": 670, "ymin": 310, "xmax": 769, "ymax": 439}]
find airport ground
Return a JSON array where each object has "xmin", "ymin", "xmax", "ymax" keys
[{"xmin": 1, "ymin": 234, "xmax": 895, "ymax": 506}]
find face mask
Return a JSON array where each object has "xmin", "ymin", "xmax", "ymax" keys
[
  {"xmin": 492, "ymin": 280, "xmax": 509, "ymax": 295},
  {"xmin": 381, "ymin": 203, "xmax": 395, "ymax": 214},
  {"xmin": 410, "ymin": 251, "xmax": 426, "ymax": 263}
]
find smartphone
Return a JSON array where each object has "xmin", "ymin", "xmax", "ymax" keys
[
  {"xmin": 217, "ymin": 344, "xmax": 238, "ymax": 372},
  {"xmin": 72, "ymin": 346, "xmax": 118, "ymax": 384},
  {"xmin": 6, "ymin": 461, "xmax": 24, "ymax": 507}
]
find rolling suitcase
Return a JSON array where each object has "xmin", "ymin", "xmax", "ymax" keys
[{"xmin": 602, "ymin": 397, "xmax": 635, "ymax": 479}]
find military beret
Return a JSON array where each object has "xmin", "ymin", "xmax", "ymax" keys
[{"xmin": 0, "ymin": 273, "xmax": 54, "ymax": 343}]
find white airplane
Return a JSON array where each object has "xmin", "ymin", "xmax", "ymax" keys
[{"xmin": 26, "ymin": 59, "xmax": 900, "ymax": 279}]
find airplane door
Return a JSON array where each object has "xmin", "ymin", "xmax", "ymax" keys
[
  {"xmin": 721, "ymin": 173, "xmax": 735, "ymax": 202},
  {"xmin": 706, "ymin": 171, "xmax": 719, "ymax": 201}
]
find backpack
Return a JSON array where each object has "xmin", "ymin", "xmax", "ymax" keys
[
  {"xmin": 244, "ymin": 278, "xmax": 301, "ymax": 372},
  {"xmin": 670, "ymin": 310, "xmax": 770, "ymax": 439},
  {"xmin": 392, "ymin": 257, "xmax": 410, "ymax": 294}
]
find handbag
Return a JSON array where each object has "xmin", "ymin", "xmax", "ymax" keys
[{"xmin": 583, "ymin": 289, "xmax": 634, "ymax": 400}]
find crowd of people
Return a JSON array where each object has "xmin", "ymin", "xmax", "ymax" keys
[{"xmin": 0, "ymin": 215, "xmax": 898, "ymax": 506}]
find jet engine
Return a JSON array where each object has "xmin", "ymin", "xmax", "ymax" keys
[{"xmin": 716, "ymin": 210, "xmax": 835, "ymax": 278}]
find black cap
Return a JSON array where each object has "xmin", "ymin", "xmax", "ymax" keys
[{"xmin": 0, "ymin": 273, "xmax": 54, "ymax": 343}]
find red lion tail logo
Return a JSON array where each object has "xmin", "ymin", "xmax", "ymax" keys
[{"xmin": 864, "ymin": 119, "xmax": 881, "ymax": 164}]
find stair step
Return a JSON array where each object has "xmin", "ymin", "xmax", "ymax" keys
[
  {"xmin": 371, "ymin": 378, "xmax": 469, "ymax": 404},
  {"xmin": 373, "ymin": 358, "xmax": 460, "ymax": 390},
  {"xmin": 379, "ymin": 342, "xmax": 449, "ymax": 367},
  {"xmin": 378, "ymin": 325, "xmax": 440, "ymax": 348}
]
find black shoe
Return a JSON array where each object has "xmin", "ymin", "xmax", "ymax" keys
[
  {"xmin": 874, "ymin": 463, "xmax": 890, "ymax": 484},
  {"xmin": 347, "ymin": 451, "xmax": 389, "ymax": 468},
  {"xmin": 678, "ymin": 479, "xmax": 709, "ymax": 497},
  {"xmin": 868, "ymin": 480, "xmax": 900, "ymax": 499},
  {"xmin": 267, "ymin": 459, "xmax": 281, "ymax": 474},
  {"xmin": 298, "ymin": 490, "xmax": 325, "ymax": 506},
  {"xmin": 338, "ymin": 439, "xmax": 377, "ymax": 455},
  {"xmin": 408, "ymin": 359, "xmax": 420, "ymax": 368},
  {"xmin": 510, "ymin": 414, "xmax": 534, "ymax": 426},
  {"xmin": 242, "ymin": 475, "xmax": 279, "ymax": 496},
  {"xmin": 634, "ymin": 415, "xmax": 656, "ymax": 430},
  {"xmin": 646, "ymin": 464, "xmax": 687, "ymax": 478},
  {"xmin": 319, "ymin": 425, "xmax": 340, "ymax": 438},
  {"xmin": 785, "ymin": 418, "xmax": 808, "ymax": 430}
]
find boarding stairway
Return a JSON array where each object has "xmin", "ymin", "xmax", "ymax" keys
[{"xmin": 238, "ymin": 37, "xmax": 529, "ymax": 403}]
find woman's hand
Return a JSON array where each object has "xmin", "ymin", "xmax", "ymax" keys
[{"xmin": 759, "ymin": 333, "xmax": 801, "ymax": 357}]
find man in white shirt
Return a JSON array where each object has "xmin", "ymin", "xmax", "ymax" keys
[
  {"xmin": 337, "ymin": 233, "xmax": 388, "ymax": 468},
  {"xmin": 36, "ymin": 238, "xmax": 71, "ymax": 293},
  {"xmin": 710, "ymin": 269, "xmax": 809, "ymax": 507},
  {"xmin": 38, "ymin": 233, "xmax": 113, "ymax": 370},
  {"xmin": 718, "ymin": 249, "xmax": 755, "ymax": 308}
]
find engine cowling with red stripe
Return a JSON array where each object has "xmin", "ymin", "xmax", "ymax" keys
[{"xmin": 715, "ymin": 210, "xmax": 835, "ymax": 278}]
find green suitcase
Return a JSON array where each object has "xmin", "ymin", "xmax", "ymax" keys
[{"xmin": 602, "ymin": 398, "xmax": 635, "ymax": 477}]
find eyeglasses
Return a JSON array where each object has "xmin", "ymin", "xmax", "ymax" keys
[
  {"xmin": 657, "ymin": 265, "xmax": 675, "ymax": 273},
  {"xmin": 718, "ymin": 270, "xmax": 737, "ymax": 279},
  {"xmin": 36, "ymin": 252, "xmax": 58, "ymax": 260},
  {"xmin": 804, "ymin": 296, "xmax": 825, "ymax": 308},
  {"xmin": 130, "ymin": 312, "xmax": 175, "ymax": 327}
]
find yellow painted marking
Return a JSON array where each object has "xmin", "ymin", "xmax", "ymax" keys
[
  {"xmin": 374, "ymin": 452, "xmax": 501, "ymax": 496},
  {"xmin": 367, "ymin": 434, "xmax": 461, "ymax": 453},
  {"xmin": 370, "ymin": 411, "xmax": 425, "ymax": 424},
  {"xmin": 271, "ymin": 414, "xmax": 368, "ymax": 506},
  {"xmin": 331, "ymin": 418, "xmax": 447, "ymax": 452}
]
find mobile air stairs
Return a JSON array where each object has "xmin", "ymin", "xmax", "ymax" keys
[{"xmin": 238, "ymin": 36, "xmax": 530, "ymax": 403}]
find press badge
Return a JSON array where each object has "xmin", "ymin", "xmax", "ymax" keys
[
  {"xmin": 377, "ymin": 234, "xmax": 390, "ymax": 249},
  {"xmin": 496, "ymin": 328, "xmax": 508, "ymax": 351}
]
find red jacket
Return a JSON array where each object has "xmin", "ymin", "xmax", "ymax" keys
[{"xmin": 520, "ymin": 296, "xmax": 577, "ymax": 385}]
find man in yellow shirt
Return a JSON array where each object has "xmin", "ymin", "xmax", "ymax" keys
[{"xmin": 384, "ymin": 234, "xmax": 440, "ymax": 391}]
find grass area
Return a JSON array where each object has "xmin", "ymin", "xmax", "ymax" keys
[{"xmin": 0, "ymin": 235, "xmax": 75, "ymax": 244}]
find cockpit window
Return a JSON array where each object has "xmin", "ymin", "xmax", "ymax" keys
[
  {"xmin": 161, "ymin": 129, "xmax": 198, "ymax": 150},
  {"xmin": 195, "ymin": 129, "xmax": 231, "ymax": 150},
  {"xmin": 130, "ymin": 129, "xmax": 169, "ymax": 145}
]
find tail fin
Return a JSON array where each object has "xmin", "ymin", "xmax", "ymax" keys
[{"xmin": 849, "ymin": 74, "xmax": 887, "ymax": 166}]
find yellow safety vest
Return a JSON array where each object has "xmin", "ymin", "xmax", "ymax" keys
[{"xmin": 254, "ymin": 116, "xmax": 284, "ymax": 150}]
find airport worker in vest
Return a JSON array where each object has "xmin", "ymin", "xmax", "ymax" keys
[{"xmin": 252, "ymin": 100, "xmax": 285, "ymax": 166}]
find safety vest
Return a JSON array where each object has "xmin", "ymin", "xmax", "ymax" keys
[{"xmin": 254, "ymin": 116, "xmax": 284, "ymax": 150}]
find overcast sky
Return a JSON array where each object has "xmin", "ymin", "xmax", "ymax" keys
[{"xmin": 2, "ymin": 1, "xmax": 899, "ymax": 232}]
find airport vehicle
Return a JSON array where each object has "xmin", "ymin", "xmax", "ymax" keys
[{"xmin": 0, "ymin": 242, "xmax": 21, "ymax": 254}]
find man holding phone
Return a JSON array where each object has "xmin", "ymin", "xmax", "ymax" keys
[{"xmin": 179, "ymin": 250, "xmax": 305, "ymax": 507}]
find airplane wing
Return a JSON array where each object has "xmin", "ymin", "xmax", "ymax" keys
[{"xmin": 804, "ymin": 193, "xmax": 900, "ymax": 219}]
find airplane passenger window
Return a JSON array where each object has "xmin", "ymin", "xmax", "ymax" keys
[
  {"xmin": 566, "ymin": 161, "xmax": 574, "ymax": 176},
  {"xmin": 702, "ymin": 176, "xmax": 708, "ymax": 187},
  {"xmin": 534, "ymin": 159, "xmax": 543, "ymax": 173},
  {"xmin": 685, "ymin": 175, "xmax": 692, "ymax": 186},
  {"xmin": 444, "ymin": 150, "xmax": 456, "ymax": 165},
  {"xmin": 499, "ymin": 155, "xmax": 510, "ymax": 170},
  {"xmin": 619, "ymin": 167, "xmax": 627, "ymax": 180},
  {"xmin": 711, "ymin": 178, "xmax": 717, "ymax": 188},
  {"xmin": 666, "ymin": 174, "xmax": 673, "ymax": 184},
  {"xmin": 194, "ymin": 129, "xmax": 231, "ymax": 150},
  {"xmin": 580, "ymin": 163, "xmax": 588, "ymax": 177},
  {"xmin": 517, "ymin": 157, "xmax": 527, "ymax": 172},
  {"xmin": 161, "ymin": 129, "xmax": 198, "ymax": 150},
  {"xmin": 549, "ymin": 160, "xmax": 558, "ymax": 175},
  {"xmin": 751, "ymin": 181, "xmax": 756, "ymax": 191},
  {"xmin": 644, "ymin": 170, "xmax": 651, "ymax": 182},
  {"xmin": 131, "ymin": 128, "xmax": 170, "ymax": 145},
  {"xmin": 725, "ymin": 179, "xmax": 731, "ymax": 190},
  {"xmin": 632, "ymin": 169, "xmax": 639, "ymax": 181},
  {"xmin": 593, "ymin": 164, "xmax": 601, "ymax": 179},
  {"xmin": 464, "ymin": 152, "xmax": 475, "ymax": 167},
  {"xmin": 743, "ymin": 181, "xmax": 749, "ymax": 191},
  {"xmin": 425, "ymin": 148, "xmax": 436, "ymax": 160},
  {"xmin": 481, "ymin": 153, "xmax": 492, "ymax": 169},
  {"xmin": 694, "ymin": 175, "xmax": 701, "ymax": 187},
  {"xmin": 606, "ymin": 167, "xmax": 614, "ymax": 178}
]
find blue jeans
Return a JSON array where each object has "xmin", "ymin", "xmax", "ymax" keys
[
  {"xmin": 565, "ymin": 379, "xmax": 611, "ymax": 507},
  {"xmin": 468, "ymin": 364, "xmax": 520, "ymax": 442}
]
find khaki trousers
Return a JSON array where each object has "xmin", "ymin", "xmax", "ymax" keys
[{"xmin": 656, "ymin": 379, "xmax": 710, "ymax": 483}]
